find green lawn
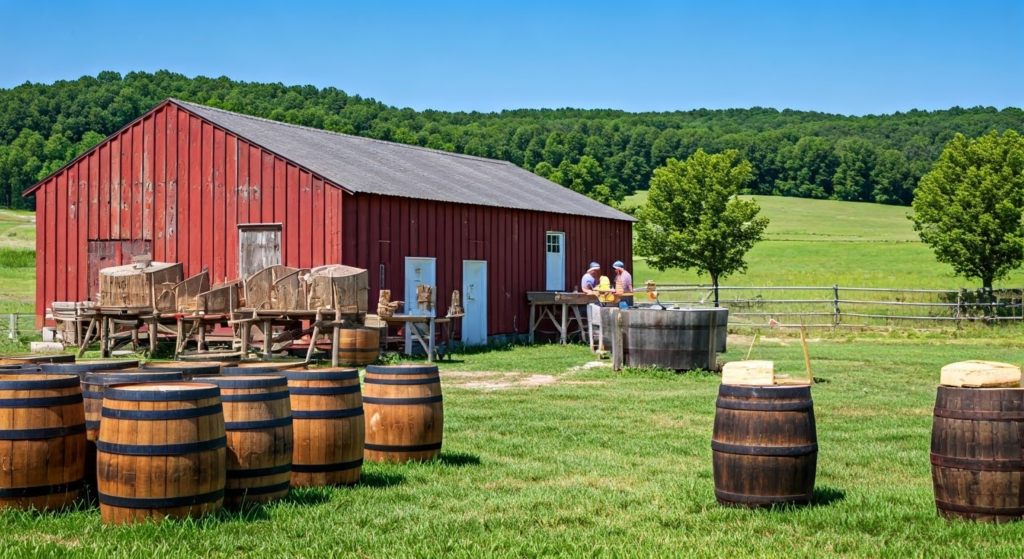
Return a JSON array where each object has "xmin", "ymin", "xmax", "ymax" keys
[
  {"xmin": 623, "ymin": 193, "xmax": 1024, "ymax": 289},
  {"xmin": 2, "ymin": 341, "xmax": 1024, "ymax": 556},
  {"xmin": 0, "ymin": 209, "xmax": 36, "ymax": 250}
]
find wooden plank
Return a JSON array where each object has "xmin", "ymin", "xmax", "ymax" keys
[
  {"xmin": 67, "ymin": 163, "xmax": 79, "ymax": 303},
  {"xmin": 225, "ymin": 135, "xmax": 238, "ymax": 282},
  {"xmin": 78, "ymin": 160, "xmax": 89, "ymax": 302},
  {"xmin": 248, "ymin": 144, "xmax": 262, "ymax": 223},
  {"xmin": 154, "ymin": 108, "xmax": 166, "ymax": 260},
  {"xmin": 55, "ymin": 172, "xmax": 68, "ymax": 305},
  {"xmin": 273, "ymin": 157, "xmax": 286, "ymax": 227},
  {"xmin": 940, "ymin": 361, "xmax": 1022, "ymax": 388},
  {"xmin": 189, "ymin": 115, "xmax": 202, "ymax": 275},
  {"xmin": 132, "ymin": 122, "xmax": 143, "ymax": 241},
  {"xmin": 299, "ymin": 170, "xmax": 312, "ymax": 269},
  {"xmin": 285, "ymin": 163, "xmax": 299, "ymax": 265},
  {"xmin": 237, "ymin": 140, "xmax": 250, "ymax": 227},
  {"xmin": 202, "ymin": 120, "xmax": 214, "ymax": 277},
  {"xmin": 99, "ymin": 142, "xmax": 110, "ymax": 240},
  {"xmin": 110, "ymin": 134, "xmax": 122, "ymax": 239},
  {"xmin": 165, "ymin": 104, "xmax": 178, "ymax": 263},
  {"xmin": 262, "ymin": 151, "xmax": 275, "ymax": 226},
  {"xmin": 88, "ymin": 147, "xmax": 99, "ymax": 241},
  {"xmin": 312, "ymin": 177, "xmax": 324, "ymax": 266},
  {"xmin": 142, "ymin": 115, "xmax": 154, "ymax": 243},
  {"xmin": 213, "ymin": 126, "xmax": 226, "ymax": 284},
  {"xmin": 175, "ymin": 106, "xmax": 189, "ymax": 263}
]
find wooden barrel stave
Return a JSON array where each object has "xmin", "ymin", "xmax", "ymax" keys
[
  {"xmin": 363, "ymin": 364, "xmax": 443, "ymax": 463},
  {"xmin": 205, "ymin": 375, "xmax": 292, "ymax": 506},
  {"xmin": 96, "ymin": 383, "xmax": 226, "ymax": 524},
  {"xmin": 712, "ymin": 384, "xmax": 817, "ymax": 507},
  {"xmin": 0, "ymin": 374, "xmax": 86, "ymax": 510},
  {"xmin": 41, "ymin": 360, "xmax": 139, "ymax": 376},
  {"xmin": 931, "ymin": 386, "xmax": 1024, "ymax": 522},
  {"xmin": 142, "ymin": 362, "xmax": 225, "ymax": 379},
  {"xmin": 287, "ymin": 369, "xmax": 364, "ymax": 486},
  {"xmin": 337, "ymin": 328, "xmax": 380, "ymax": 366}
]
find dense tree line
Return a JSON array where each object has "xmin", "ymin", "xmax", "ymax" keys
[{"xmin": 1, "ymin": 70, "xmax": 1021, "ymax": 209}]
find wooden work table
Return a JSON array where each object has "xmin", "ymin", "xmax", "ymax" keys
[
  {"xmin": 526, "ymin": 291, "xmax": 597, "ymax": 345},
  {"xmin": 383, "ymin": 314, "xmax": 460, "ymax": 362}
]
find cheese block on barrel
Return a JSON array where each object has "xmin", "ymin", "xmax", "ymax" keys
[
  {"xmin": 721, "ymin": 361, "xmax": 775, "ymax": 386},
  {"xmin": 940, "ymin": 361, "xmax": 1021, "ymax": 388}
]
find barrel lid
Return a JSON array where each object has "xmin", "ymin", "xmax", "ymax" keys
[
  {"xmin": 365, "ymin": 364, "xmax": 438, "ymax": 376},
  {"xmin": 285, "ymin": 369, "xmax": 359, "ymax": 381},
  {"xmin": 41, "ymin": 359, "xmax": 139, "ymax": 374},
  {"xmin": 0, "ymin": 374, "xmax": 80, "ymax": 390},
  {"xmin": 204, "ymin": 375, "xmax": 288, "ymax": 388},
  {"xmin": 104, "ymin": 382, "xmax": 220, "ymax": 401},
  {"xmin": 83, "ymin": 371, "xmax": 184, "ymax": 386}
]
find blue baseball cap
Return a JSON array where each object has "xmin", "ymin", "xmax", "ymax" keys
[
  {"xmin": 613, "ymin": 261, "xmax": 625, "ymax": 269},
  {"xmin": 587, "ymin": 262, "xmax": 601, "ymax": 272}
]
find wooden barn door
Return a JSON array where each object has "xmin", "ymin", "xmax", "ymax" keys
[
  {"xmin": 238, "ymin": 224, "xmax": 282, "ymax": 280},
  {"xmin": 86, "ymin": 240, "xmax": 151, "ymax": 302}
]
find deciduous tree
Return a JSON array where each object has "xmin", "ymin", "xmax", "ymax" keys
[
  {"xmin": 635, "ymin": 149, "xmax": 769, "ymax": 306},
  {"xmin": 911, "ymin": 129, "xmax": 1024, "ymax": 289}
]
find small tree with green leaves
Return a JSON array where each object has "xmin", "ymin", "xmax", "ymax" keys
[
  {"xmin": 635, "ymin": 149, "xmax": 769, "ymax": 306},
  {"xmin": 911, "ymin": 129, "xmax": 1024, "ymax": 290}
]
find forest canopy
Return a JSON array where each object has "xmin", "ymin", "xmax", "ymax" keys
[{"xmin": 0, "ymin": 70, "xmax": 1021, "ymax": 209}]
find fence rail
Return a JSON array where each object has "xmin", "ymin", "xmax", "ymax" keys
[{"xmin": 651, "ymin": 285, "xmax": 1024, "ymax": 328}]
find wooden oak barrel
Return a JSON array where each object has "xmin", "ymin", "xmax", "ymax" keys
[
  {"xmin": 0, "ymin": 374, "xmax": 86, "ymax": 510},
  {"xmin": 0, "ymin": 354, "xmax": 76, "ymax": 366},
  {"xmin": 712, "ymin": 384, "xmax": 817, "ymax": 507},
  {"xmin": 81, "ymin": 371, "xmax": 184, "ymax": 496},
  {"xmin": 142, "ymin": 362, "xmax": 225, "ymax": 379},
  {"xmin": 41, "ymin": 359, "xmax": 139, "ymax": 377},
  {"xmin": 337, "ymin": 328, "xmax": 380, "ymax": 366},
  {"xmin": 931, "ymin": 386, "xmax": 1024, "ymax": 522},
  {"xmin": 363, "ymin": 364, "xmax": 443, "ymax": 463},
  {"xmin": 622, "ymin": 308, "xmax": 728, "ymax": 371},
  {"xmin": 97, "ymin": 383, "xmax": 226, "ymax": 524},
  {"xmin": 204, "ymin": 376, "xmax": 292, "ymax": 506},
  {"xmin": 287, "ymin": 369, "xmax": 364, "ymax": 486},
  {"xmin": 232, "ymin": 360, "xmax": 307, "ymax": 371}
]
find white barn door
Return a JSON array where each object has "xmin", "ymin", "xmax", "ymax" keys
[
  {"xmin": 462, "ymin": 260, "xmax": 488, "ymax": 345},
  {"xmin": 404, "ymin": 257, "xmax": 437, "ymax": 317},
  {"xmin": 545, "ymin": 232, "xmax": 565, "ymax": 291}
]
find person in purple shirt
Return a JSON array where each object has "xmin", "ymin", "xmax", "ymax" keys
[
  {"xmin": 613, "ymin": 260, "xmax": 634, "ymax": 308},
  {"xmin": 581, "ymin": 262, "xmax": 601, "ymax": 294}
]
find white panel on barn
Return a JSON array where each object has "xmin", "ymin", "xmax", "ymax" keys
[{"xmin": 462, "ymin": 260, "xmax": 488, "ymax": 345}]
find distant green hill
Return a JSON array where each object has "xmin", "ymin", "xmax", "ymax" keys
[{"xmin": 625, "ymin": 193, "xmax": 1024, "ymax": 289}]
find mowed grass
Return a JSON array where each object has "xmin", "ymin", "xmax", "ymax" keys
[
  {"xmin": 0, "ymin": 209, "xmax": 36, "ymax": 313},
  {"xmin": 3, "ymin": 341, "xmax": 1024, "ymax": 556},
  {"xmin": 0, "ymin": 209, "xmax": 36, "ymax": 250},
  {"xmin": 623, "ymin": 193, "xmax": 1024, "ymax": 289}
]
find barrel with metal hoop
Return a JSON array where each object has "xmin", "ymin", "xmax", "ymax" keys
[
  {"xmin": 931, "ymin": 386, "xmax": 1024, "ymax": 522},
  {"xmin": 711, "ymin": 383, "xmax": 817, "ymax": 507},
  {"xmin": 363, "ymin": 364, "xmax": 443, "ymax": 463},
  {"xmin": 141, "ymin": 361, "xmax": 225, "ymax": 379},
  {"xmin": 96, "ymin": 382, "xmax": 226, "ymax": 524},
  {"xmin": 285, "ymin": 369, "xmax": 364, "ymax": 486},
  {"xmin": 204, "ymin": 375, "xmax": 292, "ymax": 506},
  {"xmin": 41, "ymin": 359, "xmax": 139, "ymax": 378},
  {"xmin": 0, "ymin": 374, "xmax": 86, "ymax": 510}
]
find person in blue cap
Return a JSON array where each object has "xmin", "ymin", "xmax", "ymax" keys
[
  {"xmin": 581, "ymin": 262, "xmax": 601, "ymax": 294},
  {"xmin": 613, "ymin": 260, "xmax": 634, "ymax": 308}
]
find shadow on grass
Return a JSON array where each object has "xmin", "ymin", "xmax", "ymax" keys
[
  {"xmin": 282, "ymin": 486, "xmax": 334, "ymax": 506},
  {"xmin": 437, "ymin": 451, "xmax": 482, "ymax": 467},
  {"xmin": 813, "ymin": 377, "xmax": 831, "ymax": 384},
  {"xmin": 221, "ymin": 502, "xmax": 273, "ymax": 521},
  {"xmin": 357, "ymin": 471, "xmax": 406, "ymax": 488},
  {"xmin": 809, "ymin": 485, "xmax": 845, "ymax": 507}
]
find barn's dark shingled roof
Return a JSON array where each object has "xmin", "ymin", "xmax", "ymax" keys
[{"xmin": 171, "ymin": 99, "xmax": 635, "ymax": 222}]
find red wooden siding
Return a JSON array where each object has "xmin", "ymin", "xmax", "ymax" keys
[
  {"xmin": 32, "ymin": 102, "xmax": 345, "ymax": 327},
  {"xmin": 342, "ymin": 194, "xmax": 633, "ymax": 337}
]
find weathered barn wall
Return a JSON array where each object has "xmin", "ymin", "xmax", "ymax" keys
[
  {"xmin": 343, "ymin": 194, "xmax": 633, "ymax": 336},
  {"xmin": 33, "ymin": 102, "xmax": 344, "ymax": 327}
]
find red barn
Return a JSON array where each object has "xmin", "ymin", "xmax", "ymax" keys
[{"xmin": 26, "ymin": 99, "xmax": 635, "ymax": 341}]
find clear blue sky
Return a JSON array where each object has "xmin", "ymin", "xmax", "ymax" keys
[{"xmin": 1, "ymin": 0, "xmax": 1021, "ymax": 115}]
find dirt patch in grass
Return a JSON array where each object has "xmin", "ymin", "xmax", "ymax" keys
[{"xmin": 444, "ymin": 371, "xmax": 559, "ymax": 390}]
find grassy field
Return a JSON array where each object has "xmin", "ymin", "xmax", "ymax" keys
[
  {"xmin": 622, "ymin": 193, "xmax": 1024, "ymax": 289},
  {"xmin": 0, "ymin": 209, "xmax": 36, "ymax": 313},
  {"xmin": 2, "ymin": 340, "xmax": 1024, "ymax": 556}
]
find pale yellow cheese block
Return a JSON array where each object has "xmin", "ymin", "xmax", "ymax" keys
[
  {"xmin": 722, "ymin": 360, "xmax": 775, "ymax": 386},
  {"xmin": 940, "ymin": 360, "xmax": 1022, "ymax": 388}
]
